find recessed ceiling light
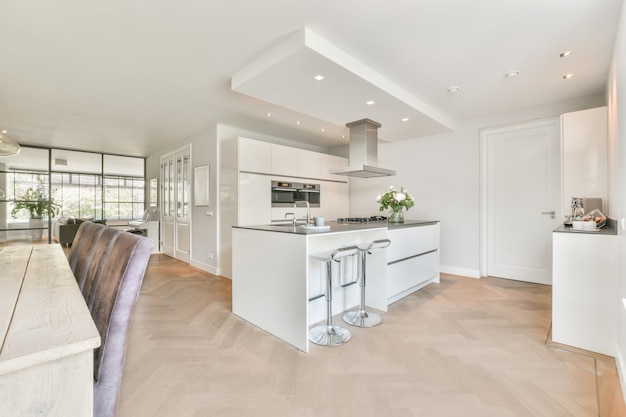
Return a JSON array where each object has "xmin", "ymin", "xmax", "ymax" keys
[
  {"xmin": 366, "ymin": 100, "xmax": 375, "ymax": 105},
  {"xmin": 266, "ymin": 112, "xmax": 272, "ymax": 117},
  {"xmin": 341, "ymin": 135, "xmax": 346, "ymax": 139},
  {"xmin": 401, "ymin": 118, "xmax": 409, "ymax": 122},
  {"xmin": 505, "ymin": 70, "xmax": 520, "ymax": 78},
  {"xmin": 563, "ymin": 73, "xmax": 574, "ymax": 79},
  {"xmin": 314, "ymin": 75, "xmax": 325, "ymax": 81},
  {"xmin": 296, "ymin": 121, "xmax": 301, "ymax": 125},
  {"xmin": 447, "ymin": 86, "xmax": 460, "ymax": 93},
  {"xmin": 1, "ymin": 130, "xmax": 6, "ymax": 134},
  {"xmin": 560, "ymin": 51, "xmax": 572, "ymax": 58},
  {"xmin": 321, "ymin": 128, "xmax": 326, "ymax": 132}
]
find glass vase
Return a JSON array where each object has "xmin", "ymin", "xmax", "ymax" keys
[{"xmin": 389, "ymin": 209, "xmax": 404, "ymax": 223}]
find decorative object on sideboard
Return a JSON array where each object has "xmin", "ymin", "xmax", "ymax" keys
[{"xmin": 376, "ymin": 186, "xmax": 414, "ymax": 223}]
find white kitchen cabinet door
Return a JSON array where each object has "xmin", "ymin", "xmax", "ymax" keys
[
  {"xmin": 561, "ymin": 106, "xmax": 608, "ymax": 215},
  {"xmin": 238, "ymin": 138, "xmax": 272, "ymax": 173},
  {"xmin": 271, "ymin": 144, "xmax": 299, "ymax": 177},
  {"xmin": 387, "ymin": 225, "xmax": 439, "ymax": 262},
  {"xmin": 298, "ymin": 149, "xmax": 321, "ymax": 179},
  {"xmin": 387, "ymin": 251, "xmax": 439, "ymax": 303},
  {"xmin": 552, "ymin": 231, "xmax": 617, "ymax": 356},
  {"xmin": 238, "ymin": 173, "xmax": 271, "ymax": 225}
]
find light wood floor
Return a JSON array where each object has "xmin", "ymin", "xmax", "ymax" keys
[{"xmin": 118, "ymin": 254, "xmax": 626, "ymax": 417}]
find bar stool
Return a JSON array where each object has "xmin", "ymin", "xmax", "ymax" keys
[
  {"xmin": 343, "ymin": 239, "xmax": 391, "ymax": 328},
  {"xmin": 309, "ymin": 245, "xmax": 360, "ymax": 346}
]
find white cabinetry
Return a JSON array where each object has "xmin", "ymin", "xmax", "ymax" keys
[
  {"xmin": 561, "ymin": 106, "xmax": 608, "ymax": 215},
  {"xmin": 220, "ymin": 137, "xmax": 349, "ymax": 278},
  {"xmin": 239, "ymin": 137, "xmax": 272, "ymax": 173},
  {"xmin": 138, "ymin": 220, "xmax": 160, "ymax": 254},
  {"xmin": 552, "ymin": 230, "xmax": 617, "ymax": 356},
  {"xmin": 238, "ymin": 173, "xmax": 271, "ymax": 225},
  {"xmin": 297, "ymin": 149, "xmax": 321, "ymax": 179},
  {"xmin": 271, "ymin": 144, "xmax": 299, "ymax": 176},
  {"xmin": 387, "ymin": 223, "xmax": 440, "ymax": 303}
]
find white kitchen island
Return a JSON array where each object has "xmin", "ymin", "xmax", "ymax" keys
[{"xmin": 232, "ymin": 220, "xmax": 439, "ymax": 352}]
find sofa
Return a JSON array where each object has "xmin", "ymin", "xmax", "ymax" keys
[{"xmin": 52, "ymin": 217, "xmax": 106, "ymax": 246}]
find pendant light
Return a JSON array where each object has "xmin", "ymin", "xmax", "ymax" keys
[{"xmin": 0, "ymin": 128, "xmax": 20, "ymax": 156}]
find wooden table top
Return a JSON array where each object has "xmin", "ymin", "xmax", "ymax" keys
[{"xmin": 0, "ymin": 245, "xmax": 100, "ymax": 376}]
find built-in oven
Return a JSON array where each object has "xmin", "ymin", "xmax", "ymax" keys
[
  {"xmin": 296, "ymin": 182, "xmax": 320, "ymax": 207},
  {"xmin": 271, "ymin": 180, "xmax": 320, "ymax": 208},
  {"xmin": 271, "ymin": 181, "xmax": 298, "ymax": 207}
]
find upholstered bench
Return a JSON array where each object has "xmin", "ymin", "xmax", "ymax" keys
[{"xmin": 68, "ymin": 221, "xmax": 153, "ymax": 417}]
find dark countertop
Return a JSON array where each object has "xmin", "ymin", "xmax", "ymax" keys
[
  {"xmin": 553, "ymin": 217, "xmax": 618, "ymax": 236},
  {"xmin": 233, "ymin": 219, "xmax": 439, "ymax": 235}
]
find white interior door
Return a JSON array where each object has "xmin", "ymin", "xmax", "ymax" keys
[
  {"xmin": 482, "ymin": 118, "xmax": 561, "ymax": 285},
  {"xmin": 161, "ymin": 154, "xmax": 175, "ymax": 258},
  {"xmin": 174, "ymin": 150, "xmax": 190, "ymax": 262},
  {"xmin": 160, "ymin": 147, "xmax": 191, "ymax": 262}
]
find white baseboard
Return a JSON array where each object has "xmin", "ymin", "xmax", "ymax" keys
[
  {"xmin": 440, "ymin": 265, "xmax": 480, "ymax": 278},
  {"xmin": 190, "ymin": 259, "xmax": 218, "ymax": 276}
]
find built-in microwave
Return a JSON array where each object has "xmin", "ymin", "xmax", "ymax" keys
[{"xmin": 271, "ymin": 180, "xmax": 320, "ymax": 208}]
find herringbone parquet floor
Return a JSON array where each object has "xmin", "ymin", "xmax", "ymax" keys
[{"xmin": 118, "ymin": 254, "xmax": 626, "ymax": 417}]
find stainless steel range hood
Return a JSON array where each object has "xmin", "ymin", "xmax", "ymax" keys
[{"xmin": 330, "ymin": 118, "xmax": 396, "ymax": 178}]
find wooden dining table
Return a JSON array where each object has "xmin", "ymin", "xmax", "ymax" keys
[{"xmin": 0, "ymin": 244, "xmax": 101, "ymax": 417}]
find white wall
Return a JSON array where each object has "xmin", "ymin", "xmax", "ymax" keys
[
  {"xmin": 349, "ymin": 94, "xmax": 606, "ymax": 278},
  {"xmin": 607, "ymin": 0, "xmax": 626, "ymax": 399}
]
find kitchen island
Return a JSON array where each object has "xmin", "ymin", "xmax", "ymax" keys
[{"xmin": 232, "ymin": 220, "xmax": 439, "ymax": 352}]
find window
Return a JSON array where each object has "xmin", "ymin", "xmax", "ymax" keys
[
  {"xmin": 0, "ymin": 146, "xmax": 146, "ymax": 244},
  {"xmin": 103, "ymin": 176, "xmax": 145, "ymax": 220},
  {"xmin": 51, "ymin": 172, "xmax": 102, "ymax": 219}
]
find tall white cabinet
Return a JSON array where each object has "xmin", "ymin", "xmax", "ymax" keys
[
  {"xmin": 220, "ymin": 137, "xmax": 349, "ymax": 279},
  {"xmin": 561, "ymin": 106, "xmax": 608, "ymax": 215}
]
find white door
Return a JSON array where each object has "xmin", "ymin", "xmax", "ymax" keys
[
  {"xmin": 161, "ymin": 154, "xmax": 175, "ymax": 258},
  {"xmin": 482, "ymin": 118, "xmax": 561, "ymax": 285},
  {"xmin": 160, "ymin": 147, "xmax": 191, "ymax": 262},
  {"xmin": 174, "ymin": 150, "xmax": 190, "ymax": 262}
]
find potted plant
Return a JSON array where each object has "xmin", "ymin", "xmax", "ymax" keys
[
  {"xmin": 11, "ymin": 183, "xmax": 60, "ymax": 240},
  {"xmin": 376, "ymin": 186, "xmax": 415, "ymax": 223}
]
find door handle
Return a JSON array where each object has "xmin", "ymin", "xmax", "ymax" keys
[{"xmin": 541, "ymin": 211, "xmax": 556, "ymax": 219}]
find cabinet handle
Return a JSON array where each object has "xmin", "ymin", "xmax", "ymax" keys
[{"xmin": 541, "ymin": 211, "xmax": 556, "ymax": 219}]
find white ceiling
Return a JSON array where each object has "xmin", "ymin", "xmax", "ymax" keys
[{"xmin": 0, "ymin": 0, "xmax": 622, "ymax": 157}]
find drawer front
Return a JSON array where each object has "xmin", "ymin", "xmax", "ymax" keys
[
  {"xmin": 387, "ymin": 224, "xmax": 439, "ymax": 262},
  {"xmin": 387, "ymin": 251, "xmax": 439, "ymax": 301}
]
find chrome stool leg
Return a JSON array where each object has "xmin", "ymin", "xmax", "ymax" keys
[
  {"xmin": 309, "ymin": 246, "xmax": 358, "ymax": 346},
  {"xmin": 343, "ymin": 239, "xmax": 391, "ymax": 328}
]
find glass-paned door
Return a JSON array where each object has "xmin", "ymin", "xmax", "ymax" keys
[{"xmin": 160, "ymin": 147, "xmax": 190, "ymax": 261}]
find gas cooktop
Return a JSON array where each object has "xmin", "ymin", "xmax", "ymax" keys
[{"xmin": 336, "ymin": 216, "xmax": 388, "ymax": 224}]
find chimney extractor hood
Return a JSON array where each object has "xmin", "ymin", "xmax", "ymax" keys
[{"xmin": 330, "ymin": 118, "xmax": 396, "ymax": 177}]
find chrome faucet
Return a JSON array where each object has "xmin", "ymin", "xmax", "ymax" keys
[
  {"xmin": 293, "ymin": 201, "xmax": 310, "ymax": 225},
  {"xmin": 284, "ymin": 212, "xmax": 297, "ymax": 228}
]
